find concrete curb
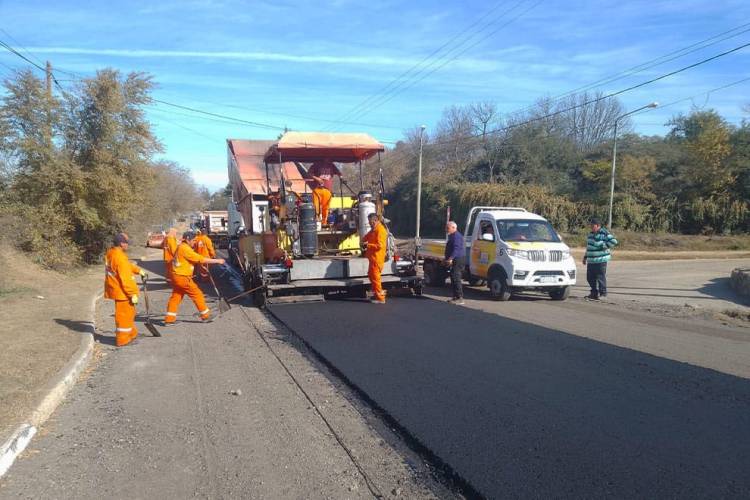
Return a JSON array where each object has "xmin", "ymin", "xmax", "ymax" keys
[{"xmin": 0, "ymin": 292, "xmax": 101, "ymax": 479}]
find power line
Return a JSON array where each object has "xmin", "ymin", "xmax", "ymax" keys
[
  {"xmin": 324, "ymin": 0, "xmax": 519, "ymax": 130},
  {"xmin": 383, "ymin": 43, "xmax": 750, "ymax": 166},
  {"xmin": 0, "ymin": 28, "xmax": 46, "ymax": 68},
  {"xmin": 631, "ymin": 75, "xmax": 750, "ymax": 116},
  {"xmin": 512, "ymin": 21, "xmax": 750, "ymax": 115},
  {"xmin": 339, "ymin": 0, "xmax": 543, "ymax": 127},
  {"xmin": 150, "ymin": 99, "xmax": 287, "ymax": 131}
]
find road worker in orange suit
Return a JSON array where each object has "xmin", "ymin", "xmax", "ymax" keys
[
  {"xmin": 104, "ymin": 233, "xmax": 146, "ymax": 347},
  {"xmin": 163, "ymin": 227, "xmax": 178, "ymax": 283},
  {"xmin": 165, "ymin": 231, "xmax": 225, "ymax": 325},
  {"xmin": 192, "ymin": 229, "xmax": 216, "ymax": 281},
  {"xmin": 305, "ymin": 159, "xmax": 342, "ymax": 225},
  {"xmin": 363, "ymin": 212, "xmax": 388, "ymax": 304}
]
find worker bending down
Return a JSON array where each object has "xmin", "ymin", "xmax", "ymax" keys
[
  {"xmin": 104, "ymin": 233, "xmax": 146, "ymax": 347},
  {"xmin": 163, "ymin": 227, "xmax": 178, "ymax": 284},
  {"xmin": 306, "ymin": 159, "xmax": 342, "ymax": 225},
  {"xmin": 363, "ymin": 213, "xmax": 387, "ymax": 304},
  {"xmin": 192, "ymin": 229, "xmax": 216, "ymax": 280},
  {"xmin": 165, "ymin": 231, "xmax": 225, "ymax": 325}
]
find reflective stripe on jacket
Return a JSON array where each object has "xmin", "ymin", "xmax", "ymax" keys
[{"xmin": 104, "ymin": 247, "xmax": 141, "ymax": 301}]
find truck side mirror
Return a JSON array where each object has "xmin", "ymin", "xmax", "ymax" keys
[{"xmin": 481, "ymin": 233, "xmax": 495, "ymax": 242}]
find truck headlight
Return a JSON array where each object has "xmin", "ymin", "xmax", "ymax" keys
[
  {"xmin": 513, "ymin": 270, "xmax": 529, "ymax": 280},
  {"xmin": 561, "ymin": 249, "xmax": 571, "ymax": 259},
  {"xmin": 507, "ymin": 249, "xmax": 530, "ymax": 260}
]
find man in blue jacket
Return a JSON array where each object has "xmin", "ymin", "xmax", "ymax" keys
[
  {"xmin": 583, "ymin": 217, "xmax": 618, "ymax": 300},
  {"xmin": 444, "ymin": 221, "xmax": 465, "ymax": 305}
]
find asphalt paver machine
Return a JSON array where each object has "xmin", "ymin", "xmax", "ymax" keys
[{"xmin": 228, "ymin": 132, "xmax": 421, "ymax": 306}]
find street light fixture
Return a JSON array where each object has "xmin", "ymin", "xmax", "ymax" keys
[
  {"xmin": 608, "ymin": 101, "xmax": 658, "ymax": 228},
  {"xmin": 415, "ymin": 125, "xmax": 427, "ymax": 248}
]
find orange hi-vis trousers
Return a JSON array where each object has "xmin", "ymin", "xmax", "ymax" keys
[
  {"xmin": 165, "ymin": 274, "xmax": 210, "ymax": 323},
  {"xmin": 114, "ymin": 300, "xmax": 138, "ymax": 347},
  {"xmin": 312, "ymin": 186, "xmax": 332, "ymax": 223},
  {"xmin": 368, "ymin": 261, "xmax": 385, "ymax": 302}
]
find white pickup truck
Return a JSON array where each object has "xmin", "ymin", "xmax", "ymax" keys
[{"xmin": 420, "ymin": 206, "xmax": 577, "ymax": 301}]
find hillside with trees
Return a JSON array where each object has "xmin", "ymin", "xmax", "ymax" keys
[{"xmin": 366, "ymin": 93, "xmax": 749, "ymax": 238}]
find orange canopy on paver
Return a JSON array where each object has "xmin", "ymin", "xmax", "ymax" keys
[
  {"xmin": 263, "ymin": 132, "xmax": 385, "ymax": 164},
  {"xmin": 227, "ymin": 139, "xmax": 307, "ymax": 196}
]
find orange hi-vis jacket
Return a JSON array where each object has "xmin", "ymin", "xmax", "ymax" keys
[
  {"xmin": 173, "ymin": 241, "xmax": 207, "ymax": 277},
  {"xmin": 104, "ymin": 246, "xmax": 142, "ymax": 301},
  {"xmin": 363, "ymin": 223, "xmax": 387, "ymax": 269},
  {"xmin": 163, "ymin": 234, "xmax": 178, "ymax": 263},
  {"xmin": 194, "ymin": 234, "xmax": 216, "ymax": 258}
]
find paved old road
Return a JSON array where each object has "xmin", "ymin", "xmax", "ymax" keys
[
  {"xmin": 0, "ymin": 255, "xmax": 441, "ymax": 499},
  {"xmin": 270, "ymin": 284, "xmax": 750, "ymax": 499}
]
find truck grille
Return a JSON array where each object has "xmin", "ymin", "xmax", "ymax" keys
[
  {"xmin": 528, "ymin": 250, "xmax": 546, "ymax": 262},
  {"xmin": 549, "ymin": 250, "xmax": 564, "ymax": 262},
  {"xmin": 533, "ymin": 270, "xmax": 565, "ymax": 277}
]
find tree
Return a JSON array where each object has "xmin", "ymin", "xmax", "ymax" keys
[{"xmin": 668, "ymin": 110, "xmax": 733, "ymax": 197}]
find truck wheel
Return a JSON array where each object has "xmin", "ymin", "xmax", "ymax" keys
[
  {"xmin": 549, "ymin": 286, "xmax": 570, "ymax": 301},
  {"xmin": 488, "ymin": 271, "xmax": 511, "ymax": 301}
]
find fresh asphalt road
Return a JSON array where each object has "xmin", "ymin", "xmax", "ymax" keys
[{"xmin": 270, "ymin": 295, "xmax": 750, "ymax": 499}]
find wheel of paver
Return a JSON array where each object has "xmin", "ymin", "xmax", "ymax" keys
[
  {"xmin": 549, "ymin": 286, "xmax": 570, "ymax": 301},
  {"xmin": 488, "ymin": 270, "xmax": 511, "ymax": 301},
  {"xmin": 253, "ymin": 288, "xmax": 267, "ymax": 308}
]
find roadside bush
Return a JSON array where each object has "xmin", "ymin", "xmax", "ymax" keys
[{"xmin": 0, "ymin": 202, "xmax": 81, "ymax": 269}]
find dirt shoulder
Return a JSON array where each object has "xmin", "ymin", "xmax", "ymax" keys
[
  {"xmin": 0, "ymin": 245, "xmax": 103, "ymax": 441},
  {"xmin": 570, "ymin": 248, "xmax": 750, "ymax": 261}
]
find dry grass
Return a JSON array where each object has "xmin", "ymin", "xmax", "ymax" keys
[{"xmin": 564, "ymin": 231, "xmax": 750, "ymax": 252}]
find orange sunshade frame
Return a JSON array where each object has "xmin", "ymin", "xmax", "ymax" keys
[{"xmin": 264, "ymin": 132, "xmax": 385, "ymax": 164}]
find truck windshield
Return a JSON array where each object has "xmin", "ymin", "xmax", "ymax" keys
[{"xmin": 497, "ymin": 220, "xmax": 560, "ymax": 243}]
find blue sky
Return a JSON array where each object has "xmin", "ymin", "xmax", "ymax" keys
[{"xmin": 1, "ymin": 0, "xmax": 749, "ymax": 189}]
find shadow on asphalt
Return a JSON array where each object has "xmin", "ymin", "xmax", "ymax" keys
[
  {"xmin": 269, "ymin": 296, "xmax": 750, "ymax": 499},
  {"xmin": 699, "ymin": 277, "xmax": 749, "ymax": 306},
  {"xmin": 54, "ymin": 318, "xmax": 117, "ymax": 346}
]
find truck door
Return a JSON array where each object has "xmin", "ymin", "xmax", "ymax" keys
[{"xmin": 469, "ymin": 217, "xmax": 497, "ymax": 279}]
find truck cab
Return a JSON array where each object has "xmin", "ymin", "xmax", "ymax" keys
[{"xmin": 422, "ymin": 206, "xmax": 576, "ymax": 301}]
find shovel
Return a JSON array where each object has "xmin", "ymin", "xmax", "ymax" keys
[
  {"xmin": 140, "ymin": 277, "xmax": 162, "ymax": 337},
  {"xmin": 207, "ymin": 266, "xmax": 231, "ymax": 313}
]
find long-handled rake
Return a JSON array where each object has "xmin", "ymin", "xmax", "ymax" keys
[
  {"xmin": 207, "ymin": 266, "xmax": 231, "ymax": 313},
  {"xmin": 140, "ymin": 277, "xmax": 162, "ymax": 337}
]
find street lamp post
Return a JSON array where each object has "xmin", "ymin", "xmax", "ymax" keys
[
  {"xmin": 415, "ymin": 125, "xmax": 426, "ymax": 247},
  {"xmin": 608, "ymin": 102, "xmax": 658, "ymax": 228}
]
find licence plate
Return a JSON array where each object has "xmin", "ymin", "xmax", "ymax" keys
[{"xmin": 540, "ymin": 276, "xmax": 558, "ymax": 283}]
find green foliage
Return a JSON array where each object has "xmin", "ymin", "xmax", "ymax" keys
[
  {"xmin": 0, "ymin": 69, "xmax": 202, "ymax": 267},
  {"xmin": 384, "ymin": 102, "xmax": 749, "ymax": 236}
]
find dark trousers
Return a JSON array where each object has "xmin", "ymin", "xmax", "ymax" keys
[
  {"xmin": 450, "ymin": 257, "xmax": 465, "ymax": 299},
  {"xmin": 586, "ymin": 262, "xmax": 607, "ymax": 297}
]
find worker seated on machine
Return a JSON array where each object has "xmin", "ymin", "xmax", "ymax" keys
[{"xmin": 305, "ymin": 159, "xmax": 342, "ymax": 226}]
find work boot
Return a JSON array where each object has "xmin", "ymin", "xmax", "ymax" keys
[{"xmin": 584, "ymin": 294, "xmax": 600, "ymax": 301}]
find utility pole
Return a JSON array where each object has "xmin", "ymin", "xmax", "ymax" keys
[
  {"xmin": 45, "ymin": 61, "xmax": 52, "ymax": 98},
  {"xmin": 45, "ymin": 61, "xmax": 53, "ymax": 145},
  {"xmin": 415, "ymin": 125, "xmax": 426, "ymax": 249}
]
